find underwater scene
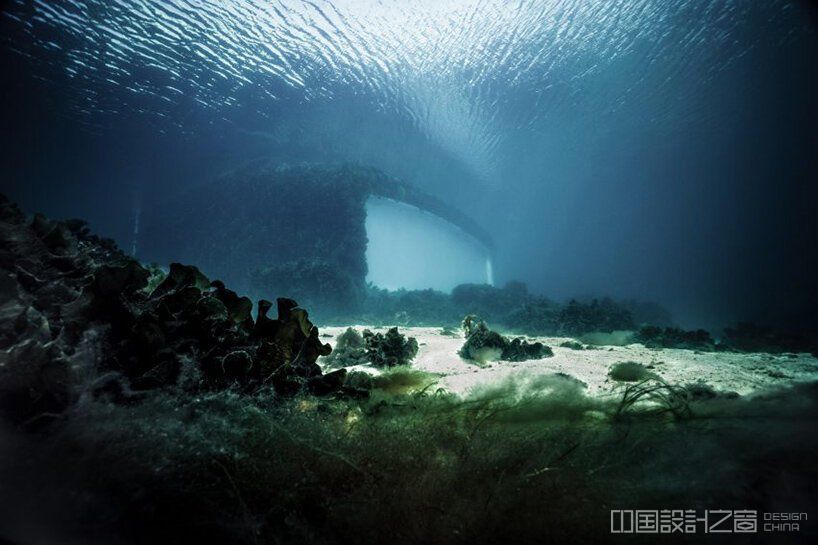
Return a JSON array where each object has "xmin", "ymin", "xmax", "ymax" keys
[{"xmin": 1, "ymin": 1, "xmax": 818, "ymax": 543}]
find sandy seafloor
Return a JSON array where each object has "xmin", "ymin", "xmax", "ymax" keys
[{"xmin": 319, "ymin": 326, "xmax": 818, "ymax": 398}]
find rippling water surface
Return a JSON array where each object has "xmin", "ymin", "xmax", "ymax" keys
[
  {"xmin": 2, "ymin": 0, "xmax": 817, "ymax": 328},
  {"xmin": 3, "ymin": 0, "xmax": 804, "ymax": 178}
]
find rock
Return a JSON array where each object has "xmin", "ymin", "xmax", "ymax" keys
[{"xmin": 0, "ymin": 193, "xmax": 350, "ymax": 423}]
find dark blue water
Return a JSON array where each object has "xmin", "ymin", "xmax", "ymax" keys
[{"xmin": 1, "ymin": 0, "xmax": 817, "ymax": 331}]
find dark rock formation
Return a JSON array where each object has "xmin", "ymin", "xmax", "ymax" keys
[
  {"xmin": 552, "ymin": 298, "xmax": 635, "ymax": 336},
  {"xmin": 722, "ymin": 322, "xmax": 817, "ymax": 355},
  {"xmin": 634, "ymin": 326, "xmax": 717, "ymax": 351},
  {"xmin": 635, "ymin": 322, "xmax": 817, "ymax": 354},
  {"xmin": 459, "ymin": 315, "xmax": 553, "ymax": 363},
  {"xmin": 111, "ymin": 264, "xmax": 341, "ymax": 397},
  {"xmin": 0, "ymin": 194, "xmax": 349, "ymax": 424},
  {"xmin": 0, "ymin": 195, "xmax": 125, "ymax": 423}
]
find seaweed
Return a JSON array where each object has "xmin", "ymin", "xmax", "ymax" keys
[
  {"xmin": 321, "ymin": 327, "xmax": 421, "ymax": 370},
  {"xmin": 362, "ymin": 327, "xmax": 419, "ymax": 367},
  {"xmin": 612, "ymin": 377, "xmax": 693, "ymax": 420},
  {"xmin": 5, "ymin": 376, "xmax": 814, "ymax": 545},
  {"xmin": 0, "ymin": 195, "xmax": 352, "ymax": 425},
  {"xmin": 608, "ymin": 361, "xmax": 654, "ymax": 382},
  {"xmin": 439, "ymin": 325, "xmax": 460, "ymax": 337},
  {"xmin": 459, "ymin": 315, "xmax": 553, "ymax": 363},
  {"xmin": 323, "ymin": 327, "xmax": 369, "ymax": 368}
]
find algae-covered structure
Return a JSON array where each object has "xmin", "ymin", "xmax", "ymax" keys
[{"xmin": 141, "ymin": 163, "xmax": 493, "ymax": 316}]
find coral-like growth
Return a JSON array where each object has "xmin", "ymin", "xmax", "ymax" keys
[
  {"xmin": 126, "ymin": 265, "xmax": 342, "ymax": 396},
  {"xmin": 0, "ymin": 195, "xmax": 350, "ymax": 424},
  {"xmin": 362, "ymin": 327, "xmax": 419, "ymax": 368},
  {"xmin": 459, "ymin": 315, "xmax": 553, "ymax": 363},
  {"xmin": 325, "ymin": 327, "xmax": 421, "ymax": 369}
]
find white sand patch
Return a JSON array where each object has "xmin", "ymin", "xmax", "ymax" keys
[{"xmin": 319, "ymin": 326, "xmax": 818, "ymax": 398}]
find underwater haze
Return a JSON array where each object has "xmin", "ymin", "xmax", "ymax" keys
[
  {"xmin": 2, "ymin": 0, "xmax": 818, "ymax": 332},
  {"xmin": 4, "ymin": 3, "xmax": 818, "ymax": 545}
]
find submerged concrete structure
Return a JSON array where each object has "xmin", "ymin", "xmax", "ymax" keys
[{"xmin": 141, "ymin": 162, "xmax": 492, "ymax": 313}]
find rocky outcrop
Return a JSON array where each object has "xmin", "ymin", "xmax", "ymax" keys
[{"xmin": 0, "ymin": 194, "xmax": 349, "ymax": 424}]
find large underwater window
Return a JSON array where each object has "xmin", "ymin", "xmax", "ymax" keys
[{"xmin": 365, "ymin": 196, "xmax": 492, "ymax": 291}]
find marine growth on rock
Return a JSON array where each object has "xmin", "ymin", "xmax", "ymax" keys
[
  {"xmin": 459, "ymin": 315, "xmax": 553, "ymax": 363},
  {"xmin": 0, "ymin": 194, "xmax": 353, "ymax": 425}
]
